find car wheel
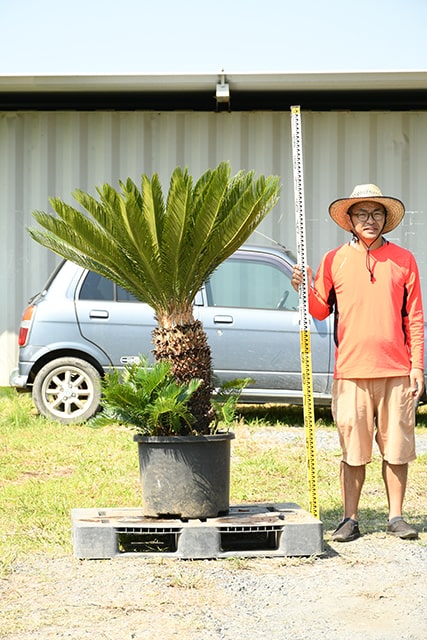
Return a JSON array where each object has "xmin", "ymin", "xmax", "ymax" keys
[{"xmin": 32, "ymin": 357, "xmax": 101, "ymax": 424}]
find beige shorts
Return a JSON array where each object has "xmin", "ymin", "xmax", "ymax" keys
[{"xmin": 331, "ymin": 377, "xmax": 416, "ymax": 466}]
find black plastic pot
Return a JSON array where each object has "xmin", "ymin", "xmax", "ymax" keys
[{"xmin": 133, "ymin": 432, "xmax": 235, "ymax": 519}]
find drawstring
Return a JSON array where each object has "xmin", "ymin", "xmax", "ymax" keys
[
  {"xmin": 366, "ymin": 247, "xmax": 374, "ymax": 282},
  {"xmin": 364, "ymin": 237, "xmax": 389, "ymax": 282},
  {"xmin": 351, "ymin": 218, "xmax": 387, "ymax": 282},
  {"xmin": 351, "ymin": 234, "xmax": 386, "ymax": 283}
]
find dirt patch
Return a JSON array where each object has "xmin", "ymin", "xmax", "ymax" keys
[{"xmin": 1, "ymin": 532, "xmax": 426, "ymax": 640}]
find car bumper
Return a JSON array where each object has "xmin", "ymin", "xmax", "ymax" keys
[{"xmin": 9, "ymin": 367, "xmax": 29, "ymax": 389}]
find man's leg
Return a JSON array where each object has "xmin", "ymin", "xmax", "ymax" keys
[
  {"xmin": 383, "ymin": 461, "xmax": 418, "ymax": 538},
  {"xmin": 377, "ymin": 378, "xmax": 417, "ymax": 538},
  {"xmin": 331, "ymin": 461, "xmax": 365, "ymax": 541},
  {"xmin": 382, "ymin": 461, "xmax": 407, "ymax": 520},
  {"xmin": 341, "ymin": 461, "xmax": 366, "ymax": 520},
  {"xmin": 331, "ymin": 379, "xmax": 372, "ymax": 541}
]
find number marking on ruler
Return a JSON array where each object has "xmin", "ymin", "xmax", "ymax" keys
[{"xmin": 290, "ymin": 105, "xmax": 320, "ymax": 519}]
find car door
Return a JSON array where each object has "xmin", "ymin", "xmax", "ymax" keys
[
  {"xmin": 195, "ymin": 249, "xmax": 333, "ymax": 401},
  {"xmin": 75, "ymin": 270, "xmax": 156, "ymax": 367}
]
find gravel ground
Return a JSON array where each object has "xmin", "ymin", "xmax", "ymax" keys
[
  {"xmin": 1, "ymin": 428, "xmax": 426, "ymax": 640},
  {"xmin": 250, "ymin": 424, "xmax": 427, "ymax": 455},
  {"xmin": 2, "ymin": 537, "xmax": 426, "ymax": 640}
]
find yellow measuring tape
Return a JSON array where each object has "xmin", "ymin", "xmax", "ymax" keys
[{"xmin": 290, "ymin": 105, "xmax": 320, "ymax": 519}]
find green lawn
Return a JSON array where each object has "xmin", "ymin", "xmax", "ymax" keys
[{"xmin": 1, "ymin": 388, "xmax": 426, "ymax": 574}]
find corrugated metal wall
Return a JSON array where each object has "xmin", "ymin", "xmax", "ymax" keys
[{"xmin": 1, "ymin": 109, "xmax": 426, "ymax": 385}]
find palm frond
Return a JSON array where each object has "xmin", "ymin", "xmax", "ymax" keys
[
  {"xmin": 89, "ymin": 358, "xmax": 202, "ymax": 435},
  {"xmin": 29, "ymin": 162, "xmax": 281, "ymax": 324},
  {"xmin": 176, "ymin": 163, "xmax": 230, "ymax": 294},
  {"xmin": 160, "ymin": 167, "xmax": 193, "ymax": 294},
  {"xmin": 200, "ymin": 174, "xmax": 281, "ymax": 268}
]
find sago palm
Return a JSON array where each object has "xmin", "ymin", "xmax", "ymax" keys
[{"xmin": 28, "ymin": 161, "xmax": 281, "ymax": 432}]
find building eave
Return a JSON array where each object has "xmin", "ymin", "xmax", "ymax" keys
[
  {"xmin": 1, "ymin": 71, "xmax": 427, "ymax": 111},
  {"xmin": 1, "ymin": 70, "xmax": 427, "ymax": 93}
]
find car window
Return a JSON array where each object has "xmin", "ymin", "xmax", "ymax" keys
[
  {"xmin": 78, "ymin": 271, "xmax": 138, "ymax": 302},
  {"xmin": 116, "ymin": 286, "xmax": 138, "ymax": 302},
  {"xmin": 79, "ymin": 271, "xmax": 114, "ymax": 300},
  {"xmin": 206, "ymin": 256, "xmax": 299, "ymax": 310}
]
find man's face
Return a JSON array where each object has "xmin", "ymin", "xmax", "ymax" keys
[{"xmin": 348, "ymin": 201, "xmax": 386, "ymax": 243}]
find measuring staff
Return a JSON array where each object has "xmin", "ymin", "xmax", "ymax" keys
[{"xmin": 290, "ymin": 105, "xmax": 320, "ymax": 520}]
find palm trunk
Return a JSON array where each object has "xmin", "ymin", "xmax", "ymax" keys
[{"xmin": 152, "ymin": 320, "xmax": 214, "ymax": 433}]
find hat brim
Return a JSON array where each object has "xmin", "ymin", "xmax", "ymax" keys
[{"xmin": 329, "ymin": 196, "xmax": 405, "ymax": 234}]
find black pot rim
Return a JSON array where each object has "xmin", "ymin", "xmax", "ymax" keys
[{"xmin": 133, "ymin": 431, "xmax": 235, "ymax": 443}]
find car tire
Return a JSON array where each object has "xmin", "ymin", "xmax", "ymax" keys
[{"xmin": 32, "ymin": 357, "xmax": 101, "ymax": 424}]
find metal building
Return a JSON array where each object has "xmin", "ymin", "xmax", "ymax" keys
[{"xmin": 1, "ymin": 71, "xmax": 426, "ymax": 385}]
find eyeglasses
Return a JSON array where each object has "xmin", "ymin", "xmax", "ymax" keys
[{"xmin": 350, "ymin": 211, "xmax": 386, "ymax": 223}]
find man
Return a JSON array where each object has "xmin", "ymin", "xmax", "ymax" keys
[{"xmin": 291, "ymin": 184, "xmax": 425, "ymax": 542}]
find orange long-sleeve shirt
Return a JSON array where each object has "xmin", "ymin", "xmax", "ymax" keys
[{"xmin": 308, "ymin": 240, "xmax": 424, "ymax": 379}]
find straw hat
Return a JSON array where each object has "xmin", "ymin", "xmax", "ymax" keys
[{"xmin": 329, "ymin": 184, "xmax": 405, "ymax": 234}]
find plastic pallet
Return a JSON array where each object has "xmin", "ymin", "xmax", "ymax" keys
[{"xmin": 72, "ymin": 502, "xmax": 323, "ymax": 559}]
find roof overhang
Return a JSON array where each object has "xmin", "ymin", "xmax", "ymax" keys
[
  {"xmin": 1, "ymin": 70, "xmax": 427, "ymax": 111},
  {"xmin": 1, "ymin": 70, "xmax": 427, "ymax": 92}
]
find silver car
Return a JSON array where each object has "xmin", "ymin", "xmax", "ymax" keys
[{"xmin": 10, "ymin": 244, "xmax": 341, "ymax": 423}]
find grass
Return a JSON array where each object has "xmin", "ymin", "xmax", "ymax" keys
[{"xmin": 1, "ymin": 387, "xmax": 426, "ymax": 573}]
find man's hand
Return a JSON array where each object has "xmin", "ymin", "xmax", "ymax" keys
[
  {"xmin": 410, "ymin": 368, "xmax": 425, "ymax": 401},
  {"xmin": 291, "ymin": 265, "xmax": 312, "ymax": 292}
]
